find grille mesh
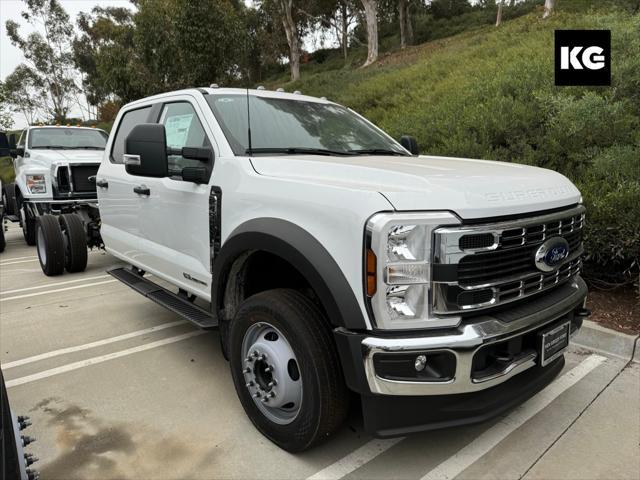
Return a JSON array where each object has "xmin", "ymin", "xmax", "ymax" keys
[{"xmin": 71, "ymin": 165, "xmax": 99, "ymax": 193}]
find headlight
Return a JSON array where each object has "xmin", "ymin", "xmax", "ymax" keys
[
  {"xmin": 365, "ymin": 212, "xmax": 460, "ymax": 330},
  {"xmin": 26, "ymin": 175, "xmax": 47, "ymax": 194}
]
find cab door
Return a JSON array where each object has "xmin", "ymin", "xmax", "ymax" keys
[
  {"xmin": 97, "ymin": 105, "xmax": 155, "ymax": 262},
  {"xmin": 130, "ymin": 99, "xmax": 214, "ymax": 299}
]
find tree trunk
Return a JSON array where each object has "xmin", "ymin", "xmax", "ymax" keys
[
  {"xmin": 399, "ymin": 0, "xmax": 407, "ymax": 49},
  {"xmin": 398, "ymin": 0, "xmax": 413, "ymax": 49},
  {"xmin": 543, "ymin": 0, "xmax": 555, "ymax": 19},
  {"xmin": 280, "ymin": 0, "xmax": 300, "ymax": 81},
  {"xmin": 341, "ymin": 3, "xmax": 348, "ymax": 60},
  {"xmin": 360, "ymin": 0, "xmax": 378, "ymax": 67},
  {"xmin": 496, "ymin": 1, "xmax": 503, "ymax": 26}
]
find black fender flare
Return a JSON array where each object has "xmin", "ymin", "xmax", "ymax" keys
[{"xmin": 211, "ymin": 218, "xmax": 368, "ymax": 332}]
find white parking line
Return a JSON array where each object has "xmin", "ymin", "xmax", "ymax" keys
[
  {"xmin": 420, "ymin": 354, "xmax": 606, "ymax": 480},
  {"xmin": 307, "ymin": 438, "xmax": 404, "ymax": 480},
  {"xmin": 0, "ymin": 255, "xmax": 38, "ymax": 262},
  {"xmin": 6, "ymin": 330, "xmax": 207, "ymax": 388},
  {"xmin": 0, "ymin": 274, "xmax": 111, "ymax": 295},
  {"xmin": 0, "ymin": 279, "xmax": 117, "ymax": 302},
  {"xmin": 3, "ymin": 320, "xmax": 187, "ymax": 369},
  {"xmin": 0, "ymin": 258, "xmax": 39, "ymax": 266},
  {"xmin": 306, "ymin": 354, "xmax": 606, "ymax": 480}
]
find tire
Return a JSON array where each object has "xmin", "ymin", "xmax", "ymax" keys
[
  {"xmin": 3, "ymin": 183, "xmax": 16, "ymax": 216},
  {"xmin": 0, "ymin": 217, "xmax": 5, "ymax": 253},
  {"xmin": 20, "ymin": 203, "xmax": 36, "ymax": 246},
  {"xmin": 229, "ymin": 289, "xmax": 349, "ymax": 452},
  {"xmin": 36, "ymin": 215, "xmax": 65, "ymax": 276},
  {"xmin": 59, "ymin": 213, "xmax": 88, "ymax": 272}
]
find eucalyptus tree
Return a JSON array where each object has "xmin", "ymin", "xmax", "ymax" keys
[{"xmin": 5, "ymin": 0, "xmax": 78, "ymax": 122}]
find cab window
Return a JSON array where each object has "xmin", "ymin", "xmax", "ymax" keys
[
  {"xmin": 110, "ymin": 106, "xmax": 152, "ymax": 163},
  {"xmin": 160, "ymin": 102, "xmax": 211, "ymax": 177}
]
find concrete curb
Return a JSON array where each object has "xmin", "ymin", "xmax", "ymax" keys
[{"xmin": 572, "ymin": 320, "xmax": 639, "ymax": 362}]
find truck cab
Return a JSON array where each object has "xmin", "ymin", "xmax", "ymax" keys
[
  {"xmin": 56, "ymin": 87, "xmax": 587, "ymax": 451},
  {"xmin": 8, "ymin": 126, "xmax": 108, "ymax": 245}
]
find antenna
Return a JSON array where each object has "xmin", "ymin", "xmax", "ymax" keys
[{"xmin": 246, "ymin": 88, "xmax": 253, "ymax": 156}]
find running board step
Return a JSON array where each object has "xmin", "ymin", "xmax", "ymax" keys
[
  {"xmin": 5, "ymin": 214, "xmax": 19, "ymax": 222},
  {"xmin": 107, "ymin": 267, "xmax": 218, "ymax": 329}
]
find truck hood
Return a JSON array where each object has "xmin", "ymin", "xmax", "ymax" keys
[
  {"xmin": 29, "ymin": 149, "xmax": 104, "ymax": 165},
  {"xmin": 250, "ymin": 155, "xmax": 581, "ymax": 219}
]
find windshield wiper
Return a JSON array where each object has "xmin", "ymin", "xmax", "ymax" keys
[
  {"xmin": 347, "ymin": 148, "xmax": 408, "ymax": 156},
  {"xmin": 34, "ymin": 145, "xmax": 72, "ymax": 149},
  {"xmin": 246, "ymin": 147, "xmax": 355, "ymax": 156}
]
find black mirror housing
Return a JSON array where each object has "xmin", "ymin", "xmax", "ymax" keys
[
  {"xmin": 181, "ymin": 166, "xmax": 208, "ymax": 184},
  {"xmin": 400, "ymin": 135, "xmax": 419, "ymax": 155},
  {"xmin": 182, "ymin": 146, "xmax": 213, "ymax": 162},
  {"xmin": 124, "ymin": 123, "xmax": 168, "ymax": 178}
]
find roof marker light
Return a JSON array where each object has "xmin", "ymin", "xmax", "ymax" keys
[
  {"xmin": 293, "ymin": 90, "xmax": 301, "ymax": 95},
  {"xmin": 210, "ymin": 83, "xmax": 219, "ymax": 89},
  {"xmin": 276, "ymin": 88, "xmax": 285, "ymax": 92},
  {"xmin": 256, "ymin": 86, "xmax": 266, "ymax": 90}
]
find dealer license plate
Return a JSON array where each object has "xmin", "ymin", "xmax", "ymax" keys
[{"xmin": 539, "ymin": 321, "xmax": 570, "ymax": 367}]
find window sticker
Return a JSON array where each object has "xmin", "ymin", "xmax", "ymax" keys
[{"xmin": 165, "ymin": 114, "xmax": 194, "ymax": 148}]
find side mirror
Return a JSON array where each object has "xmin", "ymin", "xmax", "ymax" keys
[
  {"xmin": 0, "ymin": 133, "xmax": 9, "ymax": 157},
  {"xmin": 400, "ymin": 135, "xmax": 419, "ymax": 155},
  {"xmin": 124, "ymin": 123, "xmax": 168, "ymax": 178},
  {"xmin": 181, "ymin": 167, "xmax": 208, "ymax": 184}
]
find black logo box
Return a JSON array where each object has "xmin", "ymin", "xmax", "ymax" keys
[{"xmin": 555, "ymin": 30, "xmax": 611, "ymax": 86}]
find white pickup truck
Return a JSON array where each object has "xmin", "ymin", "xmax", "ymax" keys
[
  {"xmin": 33, "ymin": 87, "xmax": 590, "ymax": 452},
  {"xmin": 3, "ymin": 126, "xmax": 107, "ymax": 246}
]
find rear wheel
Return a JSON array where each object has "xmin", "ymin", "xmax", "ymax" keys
[
  {"xmin": 20, "ymin": 203, "xmax": 36, "ymax": 246},
  {"xmin": 229, "ymin": 289, "xmax": 349, "ymax": 452},
  {"xmin": 59, "ymin": 213, "xmax": 88, "ymax": 272},
  {"xmin": 36, "ymin": 215, "xmax": 65, "ymax": 276}
]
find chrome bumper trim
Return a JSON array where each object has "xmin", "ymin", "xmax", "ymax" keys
[{"xmin": 362, "ymin": 276, "xmax": 586, "ymax": 396}]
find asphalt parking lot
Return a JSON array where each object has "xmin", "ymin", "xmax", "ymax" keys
[{"xmin": 1, "ymin": 222, "xmax": 639, "ymax": 480}]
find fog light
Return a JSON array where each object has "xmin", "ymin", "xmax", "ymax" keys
[{"xmin": 414, "ymin": 355, "xmax": 427, "ymax": 371}]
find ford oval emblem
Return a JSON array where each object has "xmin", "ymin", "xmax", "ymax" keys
[{"xmin": 534, "ymin": 237, "xmax": 570, "ymax": 272}]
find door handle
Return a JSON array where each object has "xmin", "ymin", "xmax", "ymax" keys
[
  {"xmin": 133, "ymin": 185, "xmax": 150, "ymax": 196},
  {"xmin": 96, "ymin": 179, "xmax": 109, "ymax": 189}
]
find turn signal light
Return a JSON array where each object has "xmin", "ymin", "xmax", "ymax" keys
[{"xmin": 366, "ymin": 249, "xmax": 377, "ymax": 296}]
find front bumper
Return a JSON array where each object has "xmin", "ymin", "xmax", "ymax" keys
[{"xmin": 334, "ymin": 276, "xmax": 588, "ymax": 436}]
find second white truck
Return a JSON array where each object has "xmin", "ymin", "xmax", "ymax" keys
[
  {"xmin": 3, "ymin": 126, "xmax": 107, "ymax": 247},
  {"xmin": 33, "ymin": 87, "xmax": 590, "ymax": 452}
]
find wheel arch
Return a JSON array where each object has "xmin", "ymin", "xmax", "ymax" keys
[{"xmin": 212, "ymin": 218, "xmax": 368, "ymax": 335}]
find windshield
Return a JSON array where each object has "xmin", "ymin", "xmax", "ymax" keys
[
  {"xmin": 28, "ymin": 128, "xmax": 108, "ymax": 150},
  {"xmin": 206, "ymin": 95, "xmax": 408, "ymax": 156}
]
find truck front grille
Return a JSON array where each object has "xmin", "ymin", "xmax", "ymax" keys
[
  {"xmin": 70, "ymin": 165, "xmax": 99, "ymax": 193},
  {"xmin": 432, "ymin": 206, "xmax": 585, "ymax": 315}
]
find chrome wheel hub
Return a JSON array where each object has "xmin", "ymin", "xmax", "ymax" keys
[{"xmin": 241, "ymin": 323, "xmax": 302, "ymax": 425}]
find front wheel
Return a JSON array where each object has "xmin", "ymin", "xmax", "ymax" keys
[
  {"xmin": 36, "ymin": 215, "xmax": 65, "ymax": 276},
  {"xmin": 229, "ymin": 289, "xmax": 349, "ymax": 452},
  {"xmin": 20, "ymin": 204, "xmax": 36, "ymax": 246}
]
